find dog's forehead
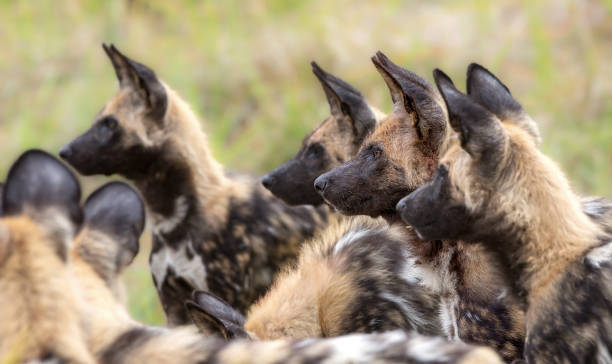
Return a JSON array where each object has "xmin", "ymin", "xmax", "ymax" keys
[
  {"xmin": 367, "ymin": 109, "xmax": 411, "ymax": 141},
  {"xmin": 308, "ymin": 117, "xmax": 336, "ymax": 140},
  {"xmin": 440, "ymin": 144, "xmax": 462, "ymax": 164},
  {"xmin": 103, "ymin": 89, "xmax": 133, "ymax": 113},
  {"xmin": 305, "ymin": 116, "xmax": 352, "ymax": 148}
]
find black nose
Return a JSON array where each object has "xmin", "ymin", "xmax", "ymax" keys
[
  {"xmin": 261, "ymin": 174, "xmax": 275, "ymax": 190},
  {"xmin": 59, "ymin": 145, "xmax": 72, "ymax": 160},
  {"xmin": 313, "ymin": 176, "xmax": 328, "ymax": 194}
]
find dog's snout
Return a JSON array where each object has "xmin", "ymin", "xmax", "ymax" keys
[
  {"xmin": 59, "ymin": 145, "xmax": 72, "ymax": 160},
  {"xmin": 261, "ymin": 174, "xmax": 275, "ymax": 190},
  {"xmin": 313, "ymin": 176, "xmax": 328, "ymax": 194}
]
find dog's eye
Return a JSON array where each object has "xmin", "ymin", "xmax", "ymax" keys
[
  {"xmin": 306, "ymin": 144, "xmax": 323, "ymax": 159},
  {"xmin": 102, "ymin": 117, "xmax": 118, "ymax": 130},
  {"xmin": 437, "ymin": 164, "xmax": 448, "ymax": 177},
  {"xmin": 372, "ymin": 148, "xmax": 382, "ymax": 159},
  {"xmin": 96, "ymin": 116, "xmax": 119, "ymax": 144}
]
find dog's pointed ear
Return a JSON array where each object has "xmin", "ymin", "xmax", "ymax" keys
[
  {"xmin": 101, "ymin": 43, "xmax": 167, "ymax": 120},
  {"xmin": 466, "ymin": 63, "xmax": 540, "ymax": 145},
  {"xmin": 311, "ymin": 61, "xmax": 376, "ymax": 140},
  {"xmin": 3, "ymin": 150, "xmax": 82, "ymax": 226},
  {"xmin": 434, "ymin": 69, "xmax": 506, "ymax": 167},
  {"xmin": 186, "ymin": 290, "xmax": 248, "ymax": 340},
  {"xmin": 371, "ymin": 52, "xmax": 446, "ymax": 147},
  {"xmin": 83, "ymin": 181, "xmax": 145, "ymax": 271}
]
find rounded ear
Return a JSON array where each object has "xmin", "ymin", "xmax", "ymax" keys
[
  {"xmin": 83, "ymin": 181, "xmax": 145, "ymax": 269},
  {"xmin": 466, "ymin": 63, "xmax": 540, "ymax": 144},
  {"xmin": 371, "ymin": 51, "xmax": 446, "ymax": 146},
  {"xmin": 433, "ymin": 69, "xmax": 506, "ymax": 168},
  {"xmin": 311, "ymin": 61, "xmax": 376, "ymax": 139},
  {"xmin": 3, "ymin": 150, "xmax": 82, "ymax": 226},
  {"xmin": 186, "ymin": 290, "xmax": 248, "ymax": 340},
  {"xmin": 101, "ymin": 43, "xmax": 167, "ymax": 120}
]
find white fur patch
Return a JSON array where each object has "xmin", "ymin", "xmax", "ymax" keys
[
  {"xmin": 379, "ymin": 292, "xmax": 431, "ymax": 329},
  {"xmin": 597, "ymin": 339, "xmax": 612, "ymax": 364},
  {"xmin": 399, "ymin": 245, "xmax": 462, "ymax": 342},
  {"xmin": 405, "ymin": 334, "xmax": 455, "ymax": 362},
  {"xmin": 440, "ymin": 296, "xmax": 461, "ymax": 341},
  {"xmin": 150, "ymin": 241, "xmax": 207, "ymax": 292},
  {"xmin": 326, "ymin": 330, "xmax": 406, "ymax": 360},
  {"xmin": 582, "ymin": 197, "xmax": 605, "ymax": 217},
  {"xmin": 464, "ymin": 310, "xmax": 481, "ymax": 323},
  {"xmin": 152, "ymin": 196, "xmax": 189, "ymax": 235},
  {"xmin": 333, "ymin": 229, "xmax": 370, "ymax": 254},
  {"xmin": 399, "ymin": 249, "xmax": 450, "ymax": 294},
  {"xmin": 587, "ymin": 242, "xmax": 612, "ymax": 269}
]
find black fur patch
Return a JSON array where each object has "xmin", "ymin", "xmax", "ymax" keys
[
  {"xmin": 83, "ymin": 181, "xmax": 145, "ymax": 271},
  {"xmin": 3, "ymin": 150, "xmax": 82, "ymax": 226},
  {"xmin": 466, "ymin": 63, "xmax": 523, "ymax": 121},
  {"xmin": 100, "ymin": 327, "xmax": 159, "ymax": 363},
  {"xmin": 311, "ymin": 61, "xmax": 376, "ymax": 138}
]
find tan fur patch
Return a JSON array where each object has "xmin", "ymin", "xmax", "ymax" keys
[
  {"xmin": 0, "ymin": 216, "xmax": 94, "ymax": 364},
  {"xmin": 245, "ymin": 216, "xmax": 383, "ymax": 339}
]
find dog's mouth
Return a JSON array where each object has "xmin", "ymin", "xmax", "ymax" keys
[
  {"xmin": 411, "ymin": 220, "xmax": 439, "ymax": 240},
  {"xmin": 322, "ymin": 194, "xmax": 372, "ymax": 214}
]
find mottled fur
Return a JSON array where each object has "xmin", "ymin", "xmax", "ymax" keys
[
  {"xmin": 316, "ymin": 53, "xmax": 525, "ymax": 362},
  {"xmin": 262, "ymin": 62, "xmax": 385, "ymax": 206},
  {"xmin": 237, "ymin": 216, "xmax": 442, "ymax": 340},
  {"xmin": 60, "ymin": 44, "xmax": 329, "ymax": 325},
  {"xmin": 399, "ymin": 65, "xmax": 612, "ymax": 363},
  {"xmin": 77, "ymin": 212, "xmax": 500, "ymax": 364}
]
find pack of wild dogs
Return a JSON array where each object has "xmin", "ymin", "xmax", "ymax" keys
[{"xmin": 1, "ymin": 43, "xmax": 610, "ymax": 364}]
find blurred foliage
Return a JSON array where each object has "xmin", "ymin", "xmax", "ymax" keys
[{"xmin": 0, "ymin": 0, "xmax": 610, "ymax": 325}]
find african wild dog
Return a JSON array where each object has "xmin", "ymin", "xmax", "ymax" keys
[
  {"xmin": 186, "ymin": 216, "xmax": 443, "ymax": 340},
  {"xmin": 314, "ymin": 52, "xmax": 526, "ymax": 362},
  {"xmin": 59, "ymin": 44, "xmax": 330, "ymax": 325},
  {"xmin": 0, "ymin": 153, "xmax": 503, "ymax": 364},
  {"xmin": 398, "ymin": 65, "xmax": 612, "ymax": 363},
  {"xmin": 262, "ymin": 62, "xmax": 384, "ymax": 206},
  {"xmin": 74, "ymin": 181, "xmax": 145, "ymax": 303},
  {"xmin": 0, "ymin": 150, "xmax": 94, "ymax": 364}
]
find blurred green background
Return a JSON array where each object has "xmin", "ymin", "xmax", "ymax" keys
[{"xmin": 1, "ymin": 0, "xmax": 610, "ymax": 325}]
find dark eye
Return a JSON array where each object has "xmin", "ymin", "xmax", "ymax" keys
[
  {"xmin": 101, "ymin": 116, "xmax": 118, "ymax": 129},
  {"xmin": 372, "ymin": 148, "xmax": 382, "ymax": 159},
  {"xmin": 437, "ymin": 164, "xmax": 448, "ymax": 177},
  {"xmin": 306, "ymin": 144, "xmax": 324, "ymax": 159},
  {"xmin": 96, "ymin": 116, "xmax": 119, "ymax": 143}
]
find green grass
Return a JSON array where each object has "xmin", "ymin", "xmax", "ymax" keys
[{"xmin": 1, "ymin": 0, "xmax": 611, "ymax": 326}]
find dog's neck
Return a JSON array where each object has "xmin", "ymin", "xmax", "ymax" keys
[{"xmin": 133, "ymin": 90, "xmax": 231, "ymax": 236}]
